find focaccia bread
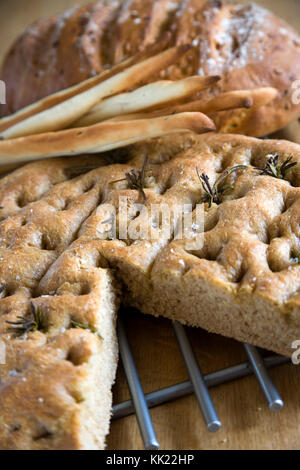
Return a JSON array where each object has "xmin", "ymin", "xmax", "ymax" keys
[
  {"xmin": 0, "ymin": 155, "xmax": 119, "ymax": 450},
  {"xmin": 1, "ymin": 0, "xmax": 300, "ymax": 136},
  {"xmin": 1, "ymin": 132, "xmax": 300, "ymax": 448}
]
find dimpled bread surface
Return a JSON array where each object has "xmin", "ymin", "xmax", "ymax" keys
[{"xmin": 1, "ymin": 133, "xmax": 300, "ymax": 448}]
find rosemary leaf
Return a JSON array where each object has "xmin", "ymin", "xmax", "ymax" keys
[
  {"xmin": 197, "ymin": 165, "xmax": 248, "ymax": 208},
  {"xmin": 257, "ymin": 154, "xmax": 297, "ymax": 180},
  {"xmin": 6, "ymin": 302, "xmax": 45, "ymax": 336},
  {"xmin": 111, "ymin": 156, "xmax": 148, "ymax": 200},
  {"xmin": 71, "ymin": 320, "xmax": 103, "ymax": 340}
]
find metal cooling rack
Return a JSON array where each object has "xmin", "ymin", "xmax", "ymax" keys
[{"xmin": 112, "ymin": 313, "xmax": 290, "ymax": 450}]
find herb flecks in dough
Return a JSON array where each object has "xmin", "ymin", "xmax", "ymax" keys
[
  {"xmin": 71, "ymin": 320, "xmax": 103, "ymax": 340},
  {"xmin": 197, "ymin": 165, "xmax": 248, "ymax": 208},
  {"xmin": 257, "ymin": 154, "xmax": 297, "ymax": 179},
  {"xmin": 111, "ymin": 156, "xmax": 149, "ymax": 200},
  {"xmin": 6, "ymin": 302, "xmax": 46, "ymax": 336}
]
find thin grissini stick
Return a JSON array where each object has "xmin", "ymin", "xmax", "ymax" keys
[
  {"xmin": 0, "ymin": 34, "xmax": 173, "ymax": 134},
  {"xmin": 218, "ymin": 88, "xmax": 279, "ymax": 134},
  {"xmin": 108, "ymin": 87, "xmax": 278, "ymax": 122},
  {"xmin": 0, "ymin": 112, "xmax": 215, "ymax": 166},
  {"xmin": 73, "ymin": 75, "xmax": 220, "ymax": 126},
  {"xmin": 0, "ymin": 45, "xmax": 191, "ymax": 140},
  {"xmin": 202, "ymin": 87, "xmax": 278, "ymax": 113},
  {"xmin": 169, "ymin": 87, "xmax": 278, "ymax": 114}
]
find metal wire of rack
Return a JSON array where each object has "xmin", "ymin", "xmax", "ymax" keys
[{"xmin": 112, "ymin": 313, "xmax": 290, "ymax": 450}]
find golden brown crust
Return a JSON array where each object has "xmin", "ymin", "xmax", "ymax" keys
[
  {"xmin": 1, "ymin": 0, "xmax": 300, "ymax": 136},
  {"xmin": 0, "ymin": 2, "xmax": 120, "ymax": 116},
  {"xmin": 111, "ymin": 0, "xmax": 173, "ymax": 64},
  {"xmin": 0, "ymin": 38, "xmax": 179, "ymax": 134},
  {"xmin": 0, "ymin": 112, "xmax": 215, "ymax": 165},
  {"xmin": 0, "ymin": 44, "xmax": 191, "ymax": 139}
]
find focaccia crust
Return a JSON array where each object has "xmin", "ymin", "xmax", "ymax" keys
[{"xmin": 1, "ymin": 132, "xmax": 300, "ymax": 448}]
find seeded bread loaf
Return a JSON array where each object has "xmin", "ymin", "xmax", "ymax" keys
[{"xmin": 1, "ymin": 0, "xmax": 300, "ymax": 136}]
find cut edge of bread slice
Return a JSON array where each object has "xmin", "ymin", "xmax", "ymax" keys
[{"xmin": 0, "ymin": 267, "xmax": 119, "ymax": 450}]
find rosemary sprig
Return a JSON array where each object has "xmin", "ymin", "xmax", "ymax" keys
[
  {"xmin": 256, "ymin": 154, "xmax": 297, "ymax": 179},
  {"xmin": 71, "ymin": 320, "xmax": 103, "ymax": 340},
  {"xmin": 6, "ymin": 302, "xmax": 45, "ymax": 336},
  {"xmin": 196, "ymin": 165, "xmax": 248, "ymax": 208},
  {"xmin": 111, "ymin": 156, "xmax": 148, "ymax": 200}
]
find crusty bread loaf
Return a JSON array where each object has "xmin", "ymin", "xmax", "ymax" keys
[{"xmin": 1, "ymin": 0, "xmax": 300, "ymax": 136}]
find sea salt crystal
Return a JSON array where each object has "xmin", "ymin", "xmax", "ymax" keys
[
  {"xmin": 38, "ymin": 397, "xmax": 44, "ymax": 403},
  {"xmin": 179, "ymin": 259, "xmax": 185, "ymax": 267},
  {"xmin": 22, "ymin": 377, "xmax": 27, "ymax": 382},
  {"xmin": 133, "ymin": 18, "xmax": 141, "ymax": 24}
]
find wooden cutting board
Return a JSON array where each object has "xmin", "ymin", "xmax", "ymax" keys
[{"xmin": 0, "ymin": 0, "xmax": 300, "ymax": 450}]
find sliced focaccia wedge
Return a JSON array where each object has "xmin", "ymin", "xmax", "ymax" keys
[{"xmin": 0, "ymin": 154, "xmax": 118, "ymax": 450}]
